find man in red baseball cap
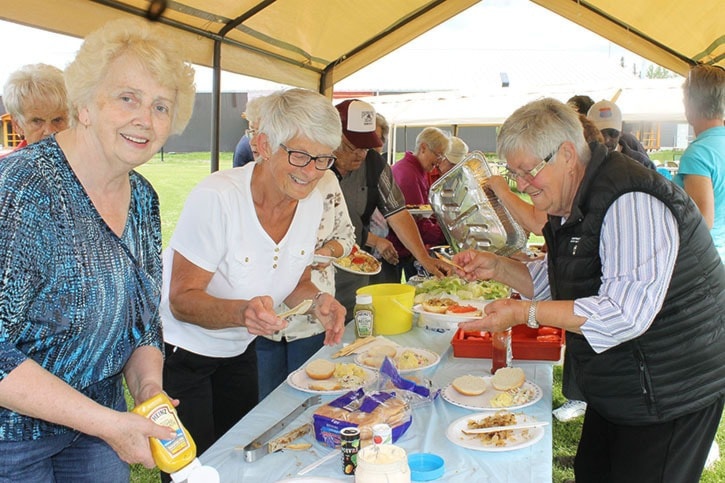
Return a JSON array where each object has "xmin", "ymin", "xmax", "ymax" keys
[{"xmin": 331, "ymin": 99, "xmax": 451, "ymax": 315}]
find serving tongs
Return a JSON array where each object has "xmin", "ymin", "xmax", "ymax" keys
[{"xmin": 241, "ymin": 395, "xmax": 320, "ymax": 462}]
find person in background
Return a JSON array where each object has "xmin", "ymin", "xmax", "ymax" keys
[
  {"xmin": 368, "ymin": 112, "xmax": 391, "ymax": 259},
  {"xmin": 256, "ymin": 97, "xmax": 356, "ymax": 400},
  {"xmin": 1, "ymin": 63, "xmax": 69, "ymax": 158},
  {"xmin": 587, "ymin": 100, "xmax": 656, "ymax": 169},
  {"xmin": 161, "ymin": 88, "xmax": 346, "ymax": 457},
  {"xmin": 454, "ymin": 97, "xmax": 725, "ymax": 482},
  {"xmin": 439, "ymin": 135, "xmax": 468, "ymax": 174},
  {"xmin": 331, "ymin": 99, "xmax": 451, "ymax": 314},
  {"xmin": 232, "ymin": 129, "xmax": 254, "ymax": 167},
  {"xmin": 0, "ymin": 18, "xmax": 196, "ymax": 480},
  {"xmin": 232, "ymin": 97, "xmax": 264, "ymax": 167},
  {"xmin": 568, "ymin": 93, "xmax": 651, "ymax": 161},
  {"xmin": 566, "ymin": 94, "xmax": 595, "ymax": 117},
  {"xmin": 383, "ymin": 127, "xmax": 450, "ymax": 282},
  {"xmin": 675, "ymin": 64, "xmax": 725, "ymax": 260},
  {"xmin": 375, "ymin": 112, "xmax": 390, "ymax": 157}
]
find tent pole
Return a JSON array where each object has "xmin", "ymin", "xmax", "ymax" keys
[{"xmin": 210, "ymin": 39, "xmax": 221, "ymax": 173}]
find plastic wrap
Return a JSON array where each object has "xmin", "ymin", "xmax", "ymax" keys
[{"xmin": 313, "ymin": 389, "xmax": 412, "ymax": 448}]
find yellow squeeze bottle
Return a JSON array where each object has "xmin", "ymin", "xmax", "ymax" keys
[{"xmin": 133, "ymin": 393, "xmax": 208, "ymax": 481}]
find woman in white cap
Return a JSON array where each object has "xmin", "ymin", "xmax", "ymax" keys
[{"xmin": 439, "ymin": 136, "xmax": 469, "ymax": 174}]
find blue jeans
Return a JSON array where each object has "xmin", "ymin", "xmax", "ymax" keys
[
  {"xmin": 0, "ymin": 431, "xmax": 129, "ymax": 483},
  {"xmin": 256, "ymin": 332, "xmax": 326, "ymax": 401}
]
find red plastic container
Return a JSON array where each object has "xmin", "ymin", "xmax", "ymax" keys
[{"xmin": 451, "ymin": 325, "xmax": 564, "ymax": 361}]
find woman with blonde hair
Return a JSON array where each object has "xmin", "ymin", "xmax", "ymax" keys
[{"xmin": 0, "ymin": 18, "xmax": 195, "ymax": 480}]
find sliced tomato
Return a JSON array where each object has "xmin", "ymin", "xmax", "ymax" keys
[
  {"xmin": 447, "ymin": 304, "xmax": 479, "ymax": 314},
  {"xmin": 352, "ymin": 256, "xmax": 367, "ymax": 265}
]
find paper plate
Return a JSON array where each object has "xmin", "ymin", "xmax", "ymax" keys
[
  {"xmin": 286, "ymin": 366, "xmax": 378, "ymax": 395},
  {"xmin": 276, "ymin": 478, "xmax": 345, "ymax": 483},
  {"xmin": 441, "ymin": 377, "xmax": 542, "ymax": 411},
  {"xmin": 332, "ymin": 250, "xmax": 381, "ymax": 275},
  {"xmin": 313, "ymin": 254, "xmax": 335, "ymax": 264},
  {"xmin": 446, "ymin": 412, "xmax": 545, "ymax": 452},
  {"xmin": 354, "ymin": 347, "xmax": 440, "ymax": 373}
]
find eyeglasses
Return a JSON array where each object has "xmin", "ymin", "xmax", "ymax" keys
[
  {"xmin": 341, "ymin": 138, "xmax": 369, "ymax": 154},
  {"xmin": 426, "ymin": 144, "xmax": 446, "ymax": 162},
  {"xmin": 280, "ymin": 143, "xmax": 336, "ymax": 170},
  {"xmin": 505, "ymin": 144, "xmax": 562, "ymax": 183}
]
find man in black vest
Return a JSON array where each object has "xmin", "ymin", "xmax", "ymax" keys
[
  {"xmin": 330, "ymin": 99, "xmax": 451, "ymax": 315},
  {"xmin": 453, "ymin": 98, "xmax": 725, "ymax": 482}
]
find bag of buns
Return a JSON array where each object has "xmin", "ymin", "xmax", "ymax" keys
[{"xmin": 312, "ymin": 389, "xmax": 412, "ymax": 448}]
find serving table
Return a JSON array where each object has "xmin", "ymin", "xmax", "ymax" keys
[{"xmin": 200, "ymin": 323, "xmax": 554, "ymax": 482}]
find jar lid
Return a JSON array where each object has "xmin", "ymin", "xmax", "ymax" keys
[
  {"xmin": 408, "ymin": 453, "xmax": 445, "ymax": 481},
  {"xmin": 356, "ymin": 294, "xmax": 373, "ymax": 305}
]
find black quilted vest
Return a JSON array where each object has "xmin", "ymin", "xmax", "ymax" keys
[{"xmin": 542, "ymin": 143, "xmax": 725, "ymax": 424}]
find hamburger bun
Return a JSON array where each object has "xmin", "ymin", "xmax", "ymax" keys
[
  {"xmin": 451, "ymin": 374, "xmax": 488, "ymax": 396},
  {"xmin": 305, "ymin": 359, "xmax": 335, "ymax": 380},
  {"xmin": 491, "ymin": 367, "xmax": 526, "ymax": 391},
  {"xmin": 367, "ymin": 344, "xmax": 398, "ymax": 358},
  {"xmin": 421, "ymin": 298, "xmax": 457, "ymax": 314},
  {"xmin": 362, "ymin": 354, "xmax": 385, "ymax": 368},
  {"xmin": 308, "ymin": 380, "xmax": 342, "ymax": 391}
]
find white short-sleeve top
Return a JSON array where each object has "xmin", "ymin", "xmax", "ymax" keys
[{"xmin": 160, "ymin": 163, "xmax": 322, "ymax": 357}]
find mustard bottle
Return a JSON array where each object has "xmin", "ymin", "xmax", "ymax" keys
[{"xmin": 132, "ymin": 393, "xmax": 199, "ymax": 476}]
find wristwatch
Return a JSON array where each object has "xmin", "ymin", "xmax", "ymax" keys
[{"xmin": 527, "ymin": 301, "xmax": 540, "ymax": 329}]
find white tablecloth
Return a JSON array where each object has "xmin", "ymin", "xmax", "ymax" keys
[{"xmin": 200, "ymin": 325, "xmax": 553, "ymax": 482}]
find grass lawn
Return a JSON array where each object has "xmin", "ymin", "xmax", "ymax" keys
[{"xmin": 128, "ymin": 151, "xmax": 722, "ymax": 482}]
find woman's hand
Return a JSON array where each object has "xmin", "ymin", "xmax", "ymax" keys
[
  {"xmin": 241, "ymin": 296, "xmax": 288, "ymax": 335},
  {"xmin": 310, "ymin": 292, "xmax": 346, "ymax": 345},
  {"xmin": 102, "ymin": 410, "xmax": 178, "ymax": 469},
  {"xmin": 452, "ymin": 249, "xmax": 500, "ymax": 281},
  {"xmin": 457, "ymin": 298, "xmax": 526, "ymax": 333}
]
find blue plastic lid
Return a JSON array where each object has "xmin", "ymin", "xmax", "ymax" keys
[{"xmin": 408, "ymin": 453, "xmax": 445, "ymax": 481}]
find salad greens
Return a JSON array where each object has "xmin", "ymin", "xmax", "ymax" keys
[{"xmin": 414, "ymin": 276, "xmax": 510, "ymax": 301}]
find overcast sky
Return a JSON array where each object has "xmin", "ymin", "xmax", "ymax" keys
[{"xmin": 0, "ymin": 0, "xmax": 653, "ymax": 93}]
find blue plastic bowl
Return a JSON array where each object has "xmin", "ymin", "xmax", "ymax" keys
[{"xmin": 408, "ymin": 453, "xmax": 445, "ymax": 481}]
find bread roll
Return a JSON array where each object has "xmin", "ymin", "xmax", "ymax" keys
[
  {"xmin": 451, "ymin": 375, "xmax": 487, "ymax": 396},
  {"xmin": 368, "ymin": 344, "xmax": 398, "ymax": 358},
  {"xmin": 491, "ymin": 367, "xmax": 525, "ymax": 391},
  {"xmin": 305, "ymin": 359, "xmax": 336, "ymax": 380},
  {"xmin": 308, "ymin": 380, "xmax": 343, "ymax": 391},
  {"xmin": 421, "ymin": 298, "xmax": 457, "ymax": 314}
]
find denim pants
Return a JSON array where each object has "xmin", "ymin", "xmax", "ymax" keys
[
  {"xmin": 0, "ymin": 430, "xmax": 129, "ymax": 483},
  {"xmin": 256, "ymin": 332, "xmax": 326, "ymax": 401}
]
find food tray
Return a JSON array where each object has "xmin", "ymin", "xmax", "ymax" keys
[
  {"xmin": 428, "ymin": 151, "xmax": 526, "ymax": 256},
  {"xmin": 451, "ymin": 325, "xmax": 564, "ymax": 361}
]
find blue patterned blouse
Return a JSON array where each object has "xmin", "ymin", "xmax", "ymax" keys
[{"xmin": 0, "ymin": 136, "xmax": 163, "ymax": 441}]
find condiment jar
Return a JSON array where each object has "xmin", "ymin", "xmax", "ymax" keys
[
  {"xmin": 355, "ymin": 444, "xmax": 411, "ymax": 483},
  {"xmin": 354, "ymin": 294, "xmax": 375, "ymax": 338},
  {"xmin": 132, "ymin": 393, "xmax": 219, "ymax": 482},
  {"xmin": 491, "ymin": 328, "xmax": 512, "ymax": 374}
]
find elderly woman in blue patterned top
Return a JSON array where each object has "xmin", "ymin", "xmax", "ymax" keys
[{"xmin": 0, "ymin": 19, "xmax": 195, "ymax": 481}]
